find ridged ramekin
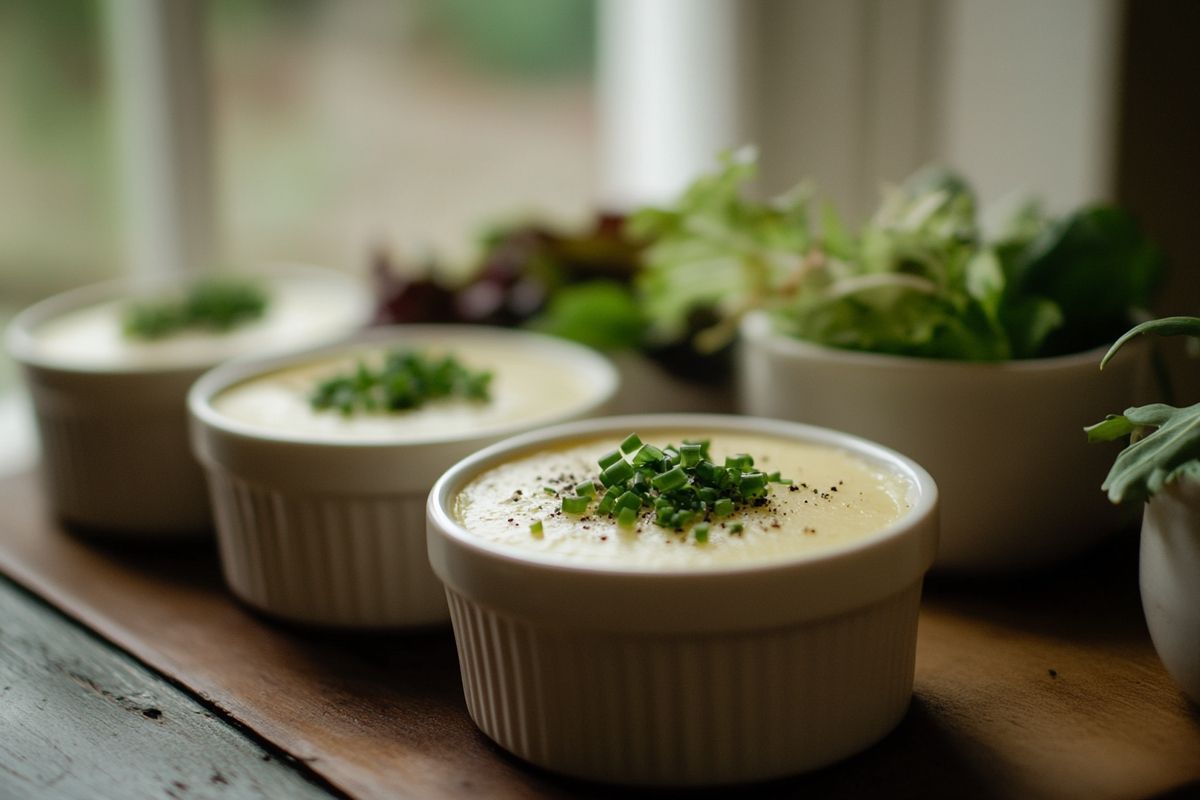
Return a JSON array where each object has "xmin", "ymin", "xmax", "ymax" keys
[
  {"xmin": 6, "ymin": 265, "xmax": 369, "ymax": 538},
  {"xmin": 739, "ymin": 311, "xmax": 1142, "ymax": 572},
  {"xmin": 189, "ymin": 325, "xmax": 619, "ymax": 629},
  {"xmin": 427, "ymin": 413, "xmax": 938, "ymax": 786}
]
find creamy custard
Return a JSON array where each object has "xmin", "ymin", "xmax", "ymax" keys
[
  {"xmin": 33, "ymin": 277, "xmax": 362, "ymax": 370},
  {"xmin": 212, "ymin": 339, "xmax": 597, "ymax": 442},
  {"xmin": 454, "ymin": 430, "xmax": 911, "ymax": 570}
]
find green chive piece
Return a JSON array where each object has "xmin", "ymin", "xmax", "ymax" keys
[
  {"xmin": 725, "ymin": 454, "xmax": 753, "ymax": 470},
  {"xmin": 576, "ymin": 480, "xmax": 597, "ymax": 498},
  {"xmin": 633, "ymin": 444, "xmax": 664, "ymax": 466},
  {"xmin": 730, "ymin": 522, "xmax": 744, "ymax": 534},
  {"xmin": 530, "ymin": 520, "xmax": 544, "ymax": 537},
  {"xmin": 543, "ymin": 486, "xmax": 557, "ymax": 495},
  {"xmin": 598, "ymin": 449, "xmax": 624, "ymax": 470},
  {"xmin": 694, "ymin": 523, "xmax": 710, "ymax": 544},
  {"xmin": 600, "ymin": 459, "xmax": 635, "ymax": 487},
  {"xmin": 679, "ymin": 443, "xmax": 702, "ymax": 467},
  {"xmin": 561, "ymin": 495, "xmax": 589, "ymax": 514},
  {"xmin": 694, "ymin": 461, "xmax": 720, "ymax": 484},
  {"xmin": 597, "ymin": 492, "xmax": 616, "ymax": 516},
  {"xmin": 740, "ymin": 472, "xmax": 768, "ymax": 497},
  {"xmin": 651, "ymin": 465, "xmax": 687, "ymax": 492},
  {"xmin": 616, "ymin": 506, "xmax": 637, "ymax": 528},
  {"xmin": 615, "ymin": 491, "xmax": 642, "ymax": 512},
  {"xmin": 714, "ymin": 498, "xmax": 734, "ymax": 517},
  {"xmin": 620, "ymin": 433, "xmax": 643, "ymax": 454}
]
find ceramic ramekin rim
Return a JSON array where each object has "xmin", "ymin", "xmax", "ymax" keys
[
  {"xmin": 428, "ymin": 412, "xmax": 938, "ymax": 579},
  {"xmin": 188, "ymin": 324, "xmax": 621, "ymax": 451},
  {"xmin": 6, "ymin": 263, "xmax": 369, "ymax": 377},
  {"xmin": 740, "ymin": 310, "xmax": 1118, "ymax": 373},
  {"xmin": 428, "ymin": 413, "xmax": 938, "ymax": 631}
]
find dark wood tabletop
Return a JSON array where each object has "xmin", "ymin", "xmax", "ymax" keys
[{"xmin": 1, "ymin": 470, "xmax": 1198, "ymax": 800}]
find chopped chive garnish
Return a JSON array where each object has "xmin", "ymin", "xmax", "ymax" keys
[
  {"xmin": 310, "ymin": 351, "xmax": 492, "ymax": 416},
  {"xmin": 561, "ymin": 495, "xmax": 589, "ymax": 514},
  {"xmin": 123, "ymin": 279, "xmax": 269, "ymax": 340},
  {"xmin": 543, "ymin": 486, "xmax": 557, "ymax": 495},
  {"xmin": 583, "ymin": 433, "xmax": 790, "ymax": 536},
  {"xmin": 620, "ymin": 433, "xmax": 643, "ymax": 454},
  {"xmin": 530, "ymin": 520, "xmax": 544, "ymax": 537},
  {"xmin": 598, "ymin": 449, "xmax": 623, "ymax": 470}
]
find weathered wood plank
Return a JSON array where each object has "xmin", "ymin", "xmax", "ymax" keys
[{"xmin": 0, "ymin": 576, "xmax": 336, "ymax": 800}]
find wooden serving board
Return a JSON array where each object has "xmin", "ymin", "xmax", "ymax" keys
[{"xmin": 0, "ymin": 471, "xmax": 1197, "ymax": 800}]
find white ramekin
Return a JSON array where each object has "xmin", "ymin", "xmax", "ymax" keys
[
  {"xmin": 738, "ymin": 311, "xmax": 1141, "ymax": 572},
  {"xmin": 189, "ymin": 325, "xmax": 619, "ymax": 629},
  {"xmin": 427, "ymin": 413, "xmax": 938, "ymax": 786},
  {"xmin": 6, "ymin": 265, "xmax": 369, "ymax": 538},
  {"xmin": 1140, "ymin": 477, "xmax": 1200, "ymax": 705}
]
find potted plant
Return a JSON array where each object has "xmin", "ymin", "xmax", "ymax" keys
[{"xmin": 1087, "ymin": 316, "xmax": 1200, "ymax": 704}]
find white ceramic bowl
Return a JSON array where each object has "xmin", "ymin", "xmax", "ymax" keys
[
  {"xmin": 189, "ymin": 325, "xmax": 619, "ymax": 629},
  {"xmin": 6, "ymin": 265, "xmax": 369, "ymax": 537},
  {"xmin": 427, "ymin": 413, "xmax": 938, "ymax": 786},
  {"xmin": 1140, "ymin": 477, "xmax": 1200, "ymax": 705},
  {"xmin": 739, "ymin": 311, "xmax": 1141, "ymax": 572}
]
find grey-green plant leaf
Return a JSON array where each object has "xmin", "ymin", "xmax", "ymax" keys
[
  {"xmin": 1084, "ymin": 414, "xmax": 1136, "ymax": 443},
  {"xmin": 1100, "ymin": 315, "xmax": 1200, "ymax": 369},
  {"xmin": 1099, "ymin": 402, "xmax": 1200, "ymax": 504}
]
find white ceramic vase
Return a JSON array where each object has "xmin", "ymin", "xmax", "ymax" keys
[{"xmin": 1140, "ymin": 477, "xmax": 1200, "ymax": 705}]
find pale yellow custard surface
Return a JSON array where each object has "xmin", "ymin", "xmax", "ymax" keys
[
  {"xmin": 453, "ymin": 430, "xmax": 912, "ymax": 570},
  {"xmin": 33, "ymin": 277, "xmax": 361, "ymax": 370},
  {"xmin": 212, "ymin": 340, "xmax": 597, "ymax": 442}
]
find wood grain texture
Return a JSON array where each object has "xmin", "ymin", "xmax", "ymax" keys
[
  {"xmin": 0, "ymin": 471, "xmax": 1197, "ymax": 799},
  {"xmin": 0, "ymin": 577, "xmax": 334, "ymax": 800}
]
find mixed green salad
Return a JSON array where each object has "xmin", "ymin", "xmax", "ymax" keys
[
  {"xmin": 634, "ymin": 149, "xmax": 1164, "ymax": 361},
  {"xmin": 373, "ymin": 149, "xmax": 1164, "ymax": 375}
]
